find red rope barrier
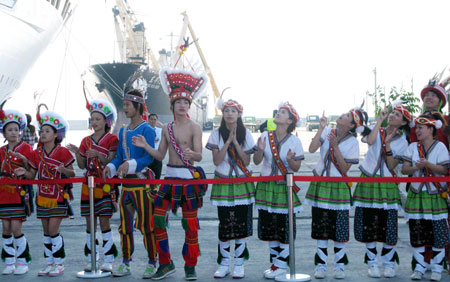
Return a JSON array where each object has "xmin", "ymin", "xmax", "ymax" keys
[{"xmin": 1, "ymin": 175, "xmax": 450, "ymax": 185}]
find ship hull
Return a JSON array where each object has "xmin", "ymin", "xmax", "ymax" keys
[
  {"xmin": 0, "ymin": 0, "xmax": 67, "ymax": 102},
  {"xmin": 90, "ymin": 63, "xmax": 206, "ymax": 133}
]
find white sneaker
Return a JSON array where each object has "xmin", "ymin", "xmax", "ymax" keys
[
  {"xmin": 48, "ymin": 264, "xmax": 64, "ymax": 276},
  {"xmin": 264, "ymin": 267, "xmax": 286, "ymax": 279},
  {"xmin": 112, "ymin": 263, "xmax": 131, "ymax": 277},
  {"xmin": 314, "ymin": 268, "xmax": 326, "ymax": 279},
  {"xmin": 14, "ymin": 264, "xmax": 28, "ymax": 275},
  {"xmin": 383, "ymin": 266, "xmax": 395, "ymax": 278},
  {"xmin": 368, "ymin": 265, "xmax": 381, "ymax": 278},
  {"xmin": 142, "ymin": 264, "xmax": 157, "ymax": 279},
  {"xmin": 38, "ymin": 265, "xmax": 54, "ymax": 276},
  {"xmin": 84, "ymin": 263, "xmax": 92, "ymax": 272},
  {"xmin": 101, "ymin": 262, "xmax": 113, "ymax": 272},
  {"xmin": 232, "ymin": 265, "xmax": 244, "ymax": 279},
  {"xmin": 213, "ymin": 264, "xmax": 230, "ymax": 278},
  {"xmin": 410, "ymin": 271, "xmax": 423, "ymax": 280},
  {"xmin": 2, "ymin": 264, "xmax": 15, "ymax": 275},
  {"xmin": 334, "ymin": 268, "xmax": 345, "ymax": 279},
  {"xmin": 430, "ymin": 272, "xmax": 441, "ymax": 281}
]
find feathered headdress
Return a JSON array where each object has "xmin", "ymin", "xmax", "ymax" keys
[
  {"xmin": 159, "ymin": 67, "xmax": 208, "ymax": 104},
  {"xmin": 421, "ymin": 67, "xmax": 448, "ymax": 109},
  {"xmin": 215, "ymin": 87, "xmax": 243, "ymax": 113}
]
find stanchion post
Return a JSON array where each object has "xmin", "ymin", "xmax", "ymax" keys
[
  {"xmin": 275, "ymin": 173, "xmax": 310, "ymax": 282},
  {"xmin": 89, "ymin": 175, "xmax": 97, "ymax": 273},
  {"xmin": 76, "ymin": 176, "xmax": 111, "ymax": 279}
]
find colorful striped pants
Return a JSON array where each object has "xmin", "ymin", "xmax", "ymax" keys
[
  {"xmin": 153, "ymin": 198, "xmax": 200, "ymax": 266},
  {"xmin": 118, "ymin": 187, "xmax": 156, "ymax": 264}
]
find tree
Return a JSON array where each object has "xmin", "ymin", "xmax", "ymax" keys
[{"xmin": 367, "ymin": 86, "xmax": 421, "ymax": 120}]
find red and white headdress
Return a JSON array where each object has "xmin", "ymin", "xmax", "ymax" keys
[
  {"xmin": 159, "ymin": 67, "xmax": 208, "ymax": 104},
  {"xmin": 421, "ymin": 80, "xmax": 448, "ymax": 108},
  {"xmin": 414, "ymin": 116, "xmax": 443, "ymax": 129},
  {"xmin": 420, "ymin": 69, "xmax": 450, "ymax": 110},
  {"xmin": 349, "ymin": 107, "xmax": 368, "ymax": 133},
  {"xmin": 278, "ymin": 102, "xmax": 301, "ymax": 127},
  {"xmin": 392, "ymin": 101, "xmax": 414, "ymax": 127},
  {"xmin": 216, "ymin": 99, "xmax": 243, "ymax": 113}
]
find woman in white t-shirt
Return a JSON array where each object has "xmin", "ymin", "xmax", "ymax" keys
[
  {"xmin": 353, "ymin": 104, "xmax": 412, "ymax": 278},
  {"xmin": 401, "ymin": 112, "xmax": 450, "ymax": 281},
  {"xmin": 306, "ymin": 107, "xmax": 369, "ymax": 279},
  {"xmin": 253, "ymin": 102, "xmax": 304, "ymax": 279},
  {"xmin": 206, "ymin": 99, "xmax": 256, "ymax": 279}
]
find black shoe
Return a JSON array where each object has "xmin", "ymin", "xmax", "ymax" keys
[
  {"xmin": 151, "ymin": 261, "xmax": 175, "ymax": 280},
  {"xmin": 184, "ymin": 266, "xmax": 197, "ymax": 280}
]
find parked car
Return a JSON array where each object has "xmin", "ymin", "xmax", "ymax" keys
[
  {"xmin": 328, "ymin": 115, "xmax": 339, "ymax": 128},
  {"xmin": 306, "ymin": 115, "xmax": 320, "ymax": 131},
  {"xmin": 213, "ymin": 115, "xmax": 222, "ymax": 128},
  {"xmin": 203, "ymin": 120, "xmax": 213, "ymax": 131},
  {"xmin": 243, "ymin": 116, "xmax": 257, "ymax": 132}
]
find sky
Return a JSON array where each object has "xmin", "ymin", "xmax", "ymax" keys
[{"xmin": 11, "ymin": 0, "xmax": 450, "ymax": 120}]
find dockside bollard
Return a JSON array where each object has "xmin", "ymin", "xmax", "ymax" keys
[
  {"xmin": 77, "ymin": 176, "xmax": 111, "ymax": 278},
  {"xmin": 275, "ymin": 173, "xmax": 310, "ymax": 282}
]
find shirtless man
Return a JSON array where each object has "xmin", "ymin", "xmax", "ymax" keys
[{"xmin": 133, "ymin": 68, "xmax": 208, "ymax": 281}]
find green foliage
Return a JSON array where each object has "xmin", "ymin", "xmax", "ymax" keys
[{"xmin": 367, "ymin": 86, "xmax": 421, "ymax": 126}]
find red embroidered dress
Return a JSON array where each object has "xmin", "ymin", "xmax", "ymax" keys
[
  {"xmin": 0, "ymin": 141, "xmax": 33, "ymax": 220},
  {"xmin": 79, "ymin": 132, "xmax": 118, "ymax": 217},
  {"xmin": 29, "ymin": 144, "xmax": 74, "ymax": 218}
]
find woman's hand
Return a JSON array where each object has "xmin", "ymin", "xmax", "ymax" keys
[
  {"xmin": 328, "ymin": 133, "xmax": 338, "ymax": 149},
  {"xmin": 86, "ymin": 148, "xmax": 99, "ymax": 158},
  {"xmin": 11, "ymin": 152, "xmax": 27, "ymax": 163},
  {"xmin": 415, "ymin": 159, "xmax": 426, "ymax": 169},
  {"xmin": 380, "ymin": 107, "xmax": 389, "ymax": 121},
  {"xmin": 385, "ymin": 128, "xmax": 398, "ymax": 143},
  {"xmin": 14, "ymin": 167, "xmax": 26, "ymax": 176},
  {"xmin": 257, "ymin": 136, "xmax": 266, "ymax": 151},
  {"xmin": 319, "ymin": 112, "xmax": 328, "ymax": 129},
  {"xmin": 286, "ymin": 149, "xmax": 296, "ymax": 161},
  {"xmin": 66, "ymin": 144, "xmax": 79, "ymax": 154}
]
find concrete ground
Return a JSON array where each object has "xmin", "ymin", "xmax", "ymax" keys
[{"xmin": 1, "ymin": 128, "xmax": 449, "ymax": 281}]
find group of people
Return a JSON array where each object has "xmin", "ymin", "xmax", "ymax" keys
[{"xmin": 0, "ymin": 67, "xmax": 449, "ymax": 282}]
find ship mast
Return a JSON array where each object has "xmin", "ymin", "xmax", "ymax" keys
[
  {"xmin": 182, "ymin": 12, "xmax": 221, "ymax": 114},
  {"xmin": 113, "ymin": 0, "xmax": 159, "ymax": 70}
]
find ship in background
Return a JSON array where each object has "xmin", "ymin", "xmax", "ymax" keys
[
  {"xmin": 89, "ymin": 0, "xmax": 221, "ymax": 133},
  {"xmin": 0, "ymin": 0, "xmax": 73, "ymax": 103}
]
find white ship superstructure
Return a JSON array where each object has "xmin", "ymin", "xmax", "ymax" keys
[{"xmin": 0, "ymin": 0, "xmax": 72, "ymax": 102}]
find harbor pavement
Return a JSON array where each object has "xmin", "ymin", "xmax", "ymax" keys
[{"xmin": 2, "ymin": 128, "xmax": 449, "ymax": 281}]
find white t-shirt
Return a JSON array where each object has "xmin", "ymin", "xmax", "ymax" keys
[
  {"xmin": 402, "ymin": 141, "xmax": 450, "ymax": 194},
  {"xmin": 359, "ymin": 128, "xmax": 408, "ymax": 177},
  {"xmin": 151, "ymin": 126, "xmax": 162, "ymax": 150},
  {"xmin": 313, "ymin": 127, "xmax": 359, "ymax": 176},
  {"xmin": 206, "ymin": 128, "xmax": 256, "ymax": 177},
  {"xmin": 259, "ymin": 131, "xmax": 305, "ymax": 177}
]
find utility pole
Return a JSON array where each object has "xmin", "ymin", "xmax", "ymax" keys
[{"xmin": 373, "ymin": 67, "xmax": 377, "ymax": 116}]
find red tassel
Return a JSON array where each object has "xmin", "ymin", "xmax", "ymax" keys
[
  {"xmin": 187, "ymin": 217, "xmax": 199, "ymax": 231},
  {"xmin": 188, "ymin": 243, "xmax": 200, "ymax": 258},
  {"xmin": 142, "ymin": 104, "xmax": 148, "ymax": 122}
]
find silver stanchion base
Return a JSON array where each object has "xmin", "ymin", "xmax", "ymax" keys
[
  {"xmin": 76, "ymin": 270, "xmax": 111, "ymax": 279},
  {"xmin": 275, "ymin": 273, "xmax": 311, "ymax": 282}
]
